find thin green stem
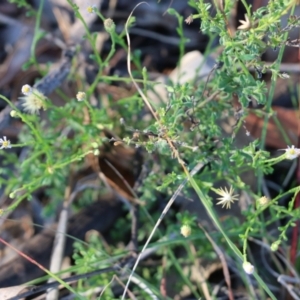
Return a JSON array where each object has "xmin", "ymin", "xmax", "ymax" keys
[
  {"xmin": 0, "ymin": 95, "xmax": 52, "ymax": 163},
  {"xmin": 189, "ymin": 176, "xmax": 276, "ymax": 299},
  {"xmin": 258, "ymin": 3, "xmax": 296, "ymax": 190},
  {"xmin": 30, "ymin": 0, "xmax": 45, "ymax": 67},
  {"xmin": 103, "ymin": 34, "xmax": 116, "ymax": 65}
]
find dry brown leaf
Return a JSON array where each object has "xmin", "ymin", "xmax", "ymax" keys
[
  {"xmin": 246, "ymin": 106, "xmax": 299, "ymax": 149},
  {"xmin": 86, "ymin": 129, "xmax": 143, "ymax": 202}
]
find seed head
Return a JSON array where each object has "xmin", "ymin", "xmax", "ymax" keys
[
  {"xmin": 104, "ymin": 18, "xmax": 116, "ymax": 33},
  {"xmin": 21, "ymin": 88, "xmax": 47, "ymax": 114},
  {"xmin": 215, "ymin": 186, "xmax": 239, "ymax": 209},
  {"xmin": 237, "ymin": 14, "xmax": 251, "ymax": 31},
  {"xmin": 180, "ymin": 224, "xmax": 191, "ymax": 237},
  {"xmin": 76, "ymin": 91, "xmax": 86, "ymax": 102},
  {"xmin": 185, "ymin": 15, "xmax": 193, "ymax": 25},
  {"xmin": 257, "ymin": 196, "xmax": 269, "ymax": 207}
]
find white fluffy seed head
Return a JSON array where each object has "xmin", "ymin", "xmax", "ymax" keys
[
  {"xmin": 21, "ymin": 88, "xmax": 47, "ymax": 114},
  {"xmin": 76, "ymin": 91, "xmax": 86, "ymax": 102},
  {"xmin": 180, "ymin": 224, "xmax": 191, "ymax": 237}
]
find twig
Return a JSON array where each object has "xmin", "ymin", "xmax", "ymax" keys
[
  {"xmin": 0, "ymin": 236, "xmax": 80, "ymax": 299},
  {"xmin": 199, "ymin": 224, "xmax": 234, "ymax": 300},
  {"xmin": 129, "ymin": 203, "xmax": 139, "ymax": 254},
  {"xmin": 278, "ymin": 275, "xmax": 300, "ymax": 300},
  {"xmin": 11, "ymin": 232, "xmax": 174, "ymax": 300},
  {"xmin": 121, "ymin": 161, "xmax": 205, "ymax": 299},
  {"xmin": 122, "ymin": 3, "xmax": 207, "ymax": 298},
  {"xmin": 46, "ymin": 184, "xmax": 72, "ymax": 300},
  {"xmin": 189, "ymin": 243, "xmax": 212, "ymax": 300},
  {"xmin": 9, "ymin": 266, "xmax": 119, "ymax": 300}
]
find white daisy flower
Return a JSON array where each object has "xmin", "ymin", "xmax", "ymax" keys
[
  {"xmin": 21, "ymin": 88, "xmax": 47, "ymax": 114},
  {"xmin": 86, "ymin": 5, "xmax": 96, "ymax": 14},
  {"xmin": 281, "ymin": 145, "xmax": 300, "ymax": 160},
  {"xmin": 243, "ymin": 261, "xmax": 254, "ymax": 274},
  {"xmin": 215, "ymin": 186, "xmax": 239, "ymax": 209},
  {"xmin": 21, "ymin": 84, "xmax": 33, "ymax": 96},
  {"xmin": 0, "ymin": 136, "xmax": 12, "ymax": 149}
]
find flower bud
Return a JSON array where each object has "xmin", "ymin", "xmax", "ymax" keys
[
  {"xmin": 257, "ymin": 196, "xmax": 269, "ymax": 207},
  {"xmin": 47, "ymin": 166, "xmax": 54, "ymax": 174},
  {"xmin": 91, "ymin": 142, "xmax": 99, "ymax": 149},
  {"xmin": 93, "ymin": 149, "xmax": 100, "ymax": 156},
  {"xmin": 243, "ymin": 261, "xmax": 254, "ymax": 274},
  {"xmin": 76, "ymin": 91, "xmax": 86, "ymax": 102},
  {"xmin": 104, "ymin": 18, "xmax": 116, "ymax": 33},
  {"xmin": 10, "ymin": 110, "xmax": 18, "ymax": 118},
  {"xmin": 180, "ymin": 224, "xmax": 191, "ymax": 237},
  {"xmin": 270, "ymin": 241, "xmax": 280, "ymax": 252}
]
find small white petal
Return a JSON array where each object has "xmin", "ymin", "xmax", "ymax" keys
[
  {"xmin": 0, "ymin": 136, "xmax": 11, "ymax": 149},
  {"xmin": 280, "ymin": 145, "xmax": 300, "ymax": 160},
  {"xmin": 237, "ymin": 14, "xmax": 251, "ymax": 30}
]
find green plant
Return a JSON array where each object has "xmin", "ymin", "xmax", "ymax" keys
[{"xmin": 0, "ymin": 0, "xmax": 300, "ymax": 299}]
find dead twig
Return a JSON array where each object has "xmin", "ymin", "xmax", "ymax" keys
[{"xmin": 199, "ymin": 224, "xmax": 234, "ymax": 300}]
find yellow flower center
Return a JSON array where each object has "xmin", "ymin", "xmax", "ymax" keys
[
  {"xmin": 2, "ymin": 140, "xmax": 9, "ymax": 147},
  {"xmin": 87, "ymin": 6, "xmax": 94, "ymax": 13},
  {"xmin": 289, "ymin": 149, "xmax": 295, "ymax": 154},
  {"xmin": 33, "ymin": 97, "xmax": 43, "ymax": 109}
]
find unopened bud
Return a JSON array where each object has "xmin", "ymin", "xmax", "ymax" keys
[
  {"xmin": 180, "ymin": 224, "xmax": 191, "ymax": 237},
  {"xmin": 104, "ymin": 18, "xmax": 116, "ymax": 33}
]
